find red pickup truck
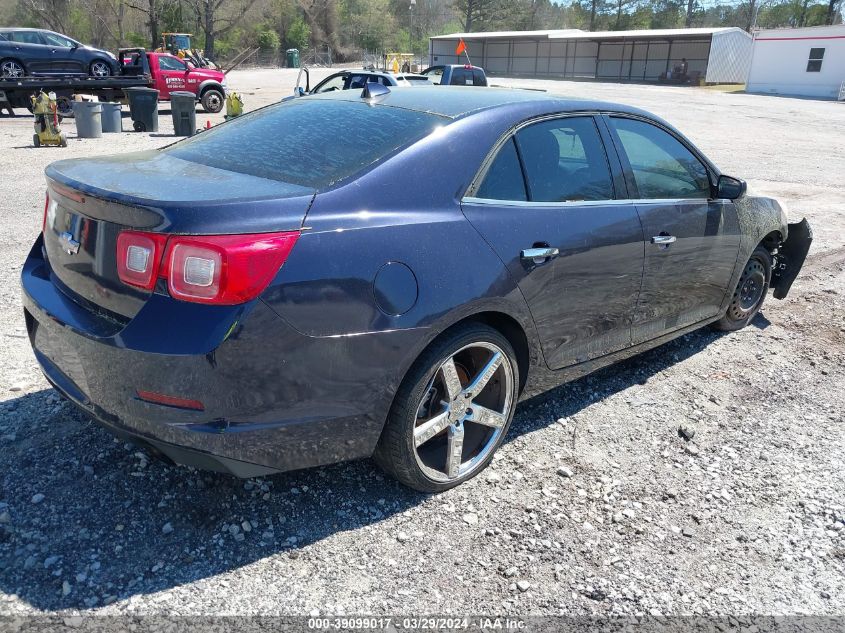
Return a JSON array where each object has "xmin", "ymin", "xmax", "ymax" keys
[
  {"xmin": 0, "ymin": 47, "xmax": 227, "ymax": 115},
  {"xmin": 121, "ymin": 49, "xmax": 227, "ymax": 113}
]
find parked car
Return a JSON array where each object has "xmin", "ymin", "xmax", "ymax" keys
[
  {"xmin": 421, "ymin": 64, "xmax": 487, "ymax": 86},
  {"xmin": 0, "ymin": 28, "xmax": 117, "ymax": 78},
  {"xmin": 290, "ymin": 67, "xmax": 430, "ymax": 98},
  {"xmin": 21, "ymin": 87, "xmax": 811, "ymax": 491}
]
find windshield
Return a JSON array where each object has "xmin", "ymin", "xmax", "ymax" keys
[
  {"xmin": 164, "ymin": 99, "xmax": 447, "ymax": 189},
  {"xmin": 171, "ymin": 34, "xmax": 191, "ymax": 49}
]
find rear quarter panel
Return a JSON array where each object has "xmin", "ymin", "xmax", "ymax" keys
[{"xmin": 261, "ymin": 109, "xmax": 546, "ymax": 392}]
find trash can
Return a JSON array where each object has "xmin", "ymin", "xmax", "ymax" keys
[
  {"xmin": 71, "ymin": 101, "xmax": 102, "ymax": 139},
  {"xmin": 169, "ymin": 91, "xmax": 197, "ymax": 136},
  {"xmin": 100, "ymin": 102, "xmax": 122, "ymax": 133},
  {"xmin": 125, "ymin": 86, "xmax": 159, "ymax": 133},
  {"xmin": 286, "ymin": 48, "xmax": 300, "ymax": 69}
]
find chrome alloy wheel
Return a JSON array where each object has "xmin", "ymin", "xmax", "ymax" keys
[
  {"xmin": 1, "ymin": 60, "xmax": 24, "ymax": 78},
  {"xmin": 412, "ymin": 342, "xmax": 514, "ymax": 483},
  {"xmin": 90, "ymin": 61, "xmax": 111, "ymax": 77}
]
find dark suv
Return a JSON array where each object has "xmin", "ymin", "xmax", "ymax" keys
[{"xmin": 0, "ymin": 28, "xmax": 117, "ymax": 78}]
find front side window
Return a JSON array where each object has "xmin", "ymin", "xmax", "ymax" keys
[
  {"xmin": 516, "ymin": 117, "xmax": 614, "ymax": 202},
  {"xmin": 476, "ymin": 138, "xmax": 527, "ymax": 201},
  {"xmin": 423, "ymin": 67, "xmax": 444, "ymax": 84},
  {"xmin": 159, "ymin": 55, "xmax": 187, "ymax": 71},
  {"xmin": 313, "ymin": 73, "xmax": 346, "ymax": 93},
  {"xmin": 611, "ymin": 117, "xmax": 710, "ymax": 199},
  {"xmin": 42, "ymin": 32, "xmax": 75, "ymax": 47},
  {"xmin": 807, "ymin": 47, "xmax": 825, "ymax": 72}
]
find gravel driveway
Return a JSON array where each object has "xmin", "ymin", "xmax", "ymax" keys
[{"xmin": 0, "ymin": 71, "xmax": 842, "ymax": 617}]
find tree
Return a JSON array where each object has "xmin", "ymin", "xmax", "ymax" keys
[{"xmin": 192, "ymin": 0, "xmax": 262, "ymax": 59}]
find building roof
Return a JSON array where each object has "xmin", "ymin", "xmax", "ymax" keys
[{"xmin": 431, "ymin": 27, "xmax": 748, "ymax": 41}]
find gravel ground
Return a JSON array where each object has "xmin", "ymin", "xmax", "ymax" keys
[{"xmin": 0, "ymin": 70, "xmax": 843, "ymax": 617}]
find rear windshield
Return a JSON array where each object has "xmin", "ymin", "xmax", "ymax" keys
[{"xmin": 164, "ymin": 99, "xmax": 447, "ymax": 189}]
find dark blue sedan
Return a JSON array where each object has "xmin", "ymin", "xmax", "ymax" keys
[{"xmin": 21, "ymin": 86, "xmax": 811, "ymax": 491}]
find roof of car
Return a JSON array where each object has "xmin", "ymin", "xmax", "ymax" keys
[{"xmin": 311, "ymin": 85, "xmax": 651, "ymax": 120}]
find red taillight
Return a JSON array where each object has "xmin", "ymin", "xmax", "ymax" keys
[
  {"xmin": 117, "ymin": 231, "xmax": 169, "ymax": 290},
  {"xmin": 115, "ymin": 230, "xmax": 300, "ymax": 305}
]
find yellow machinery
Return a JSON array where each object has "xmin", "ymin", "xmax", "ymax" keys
[
  {"xmin": 156, "ymin": 33, "xmax": 217, "ymax": 69},
  {"xmin": 31, "ymin": 91, "xmax": 67, "ymax": 148},
  {"xmin": 224, "ymin": 92, "xmax": 243, "ymax": 120},
  {"xmin": 385, "ymin": 53, "xmax": 414, "ymax": 73}
]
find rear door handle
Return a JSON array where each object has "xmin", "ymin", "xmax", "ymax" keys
[
  {"xmin": 521, "ymin": 246, "xmax": 559, "ymax": 262},
  {"xmin": 651, "ymin": 235, "xmax": 677, "ymax": 245}
]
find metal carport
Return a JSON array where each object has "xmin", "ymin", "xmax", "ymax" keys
[{"xmin": 429, "ymin": 27, "xmax": 752, "ymax": 84}]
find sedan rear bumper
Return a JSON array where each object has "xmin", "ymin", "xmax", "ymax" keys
[{"xmin": 21, "ymin": 237, "xmax": 426, "ymax": 477}]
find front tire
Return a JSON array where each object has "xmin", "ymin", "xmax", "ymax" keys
[
  {"xmin": 715, "ymin": 246, "xmax": 772, "ymax": 331},
  {"xmin": 1, "ymin": 58, "xmax": 25, "ymax": 78},
  {"xmin": 200, "ymin": 88, "xmax": 224, "ymax": 113},
  {"xmin": 374, "ymin": 323, "xmax": 519, "ymax": 492},
  {"xmin": 89, "ymin": 60, "xmax": 112, "ymax": 78}
]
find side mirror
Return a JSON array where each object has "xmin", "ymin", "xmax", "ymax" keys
[{"xmin": 716, "ymin": 175, "xmax": 746, "ymax": 200}]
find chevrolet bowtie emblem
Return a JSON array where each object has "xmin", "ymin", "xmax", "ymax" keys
[{"xmin": 59, "ymin": 231, "xmax": 80, "ymax": 255}]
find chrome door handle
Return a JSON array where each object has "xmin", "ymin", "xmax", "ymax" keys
[
  {"xmin": 651, "ymin": 235, "xmax": 677, "ymax": 245},
  {"xmin": 521, "ymin": 247, "xmax": 559, "ymax": 261}
]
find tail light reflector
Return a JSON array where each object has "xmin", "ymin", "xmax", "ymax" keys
[
  {"xmin": 115, "ymin": 230, "xmax": 300, "ymax": 305},
  {"xmin": 42, "ymin": 193, "xmax": 49, "ymax": 234},
  {"xmin": 137, "ymin": 390, "xmax": 205, "ymax": 411}
]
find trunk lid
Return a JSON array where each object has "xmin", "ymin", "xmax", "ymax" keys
[{"xmin": 43, "ymin": 151, "xmax": 315, "ymax": 320}]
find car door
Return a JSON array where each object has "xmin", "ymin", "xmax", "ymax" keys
[
  {"xmin": 462, "ymin": 115, "xmax": 645, "ymax": 370},
  {"xmin": 7, "ymin": 30, "xmax": 50, "ymax": 74},
  {"xmin": 604, "ymin": 115, "xmax": 741, "ymax": 344},
  {"xmin": 39, "ymin": 31, "xmax": 84, "ymax": 74},
  {"xmin": 157, "ymin": 54, "xmax": 189, "ymax": 98}
]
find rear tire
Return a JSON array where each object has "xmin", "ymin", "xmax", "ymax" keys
[
  {"xmin": 200, "ymin": 88, "xmax": 224, "ymax": 114},
  {"xmin": 374, "ymin": 323, "xmax": 519, "ymax": 493},
  {"xmin": 1, "ymin": 58, "xmax": 25, "ymax": 78},
  {"xmin": 714, "ymin": 246, "xmax": 772, "ymax": 331}
]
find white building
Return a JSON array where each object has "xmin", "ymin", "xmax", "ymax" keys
[
  {"xmin": 747, "ymin": 24, "xmax": 845, "ymax": 99},
  {"xmin": 429, "ymin": 27, "xmax": 752, "ymax": 84}
]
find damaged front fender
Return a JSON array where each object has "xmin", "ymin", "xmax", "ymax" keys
[{"xmin": 772, "ymin": 218, "xmax": 813, "ymax": 299}]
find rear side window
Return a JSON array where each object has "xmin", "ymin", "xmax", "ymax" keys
[
  {"xmin": 165, "ymin": 99, "xmax": 447, "ymax": 189},
  {"xmin": 611, "ymin": 117, "xmax": 710, "ymax": 199},
  {"xmin": 516, "ymin": 117, "xmax": 614, "ymax": 202},
  {"xmin": 476, "ymin": 138, "xmax": 526, "ymax": 201},
  {"xmin": 450, "ymin": 68, "xmax": 473, "ymax": 85},
  {"xmin": 9, "ymin": 31, "xmax": 43, "ymax": 44}
]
